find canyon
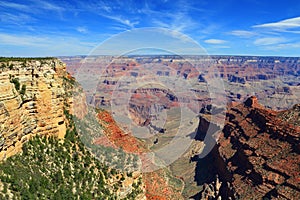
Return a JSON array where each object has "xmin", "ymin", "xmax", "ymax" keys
[
  {"xmin": 61, "ymin": 55, "xmax": 299, "ymax": 199},
  {"xmin": 62, "ymin": 55, "xmax": 300, "ymax": 111},
  {"xmin": 0, "ymin": 56, "xmax": 299, "ymax": 199}
]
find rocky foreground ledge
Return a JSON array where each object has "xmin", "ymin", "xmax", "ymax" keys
[{"xmin": 196, "ymin": 96, "xmax": 300, "ymax": 199}]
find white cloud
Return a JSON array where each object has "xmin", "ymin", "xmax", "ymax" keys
[
  {"xmin": 0, "ymin": 13, "xmax": 35, "ymax": 25},
  {"xmin": 0, "ymin": 33, "xmax": 96, "ymax": 56},
  {"xmin": 264, "ymin": 42, "xmax": 300, "ymax": 50},
  {"xmin": 0, "ymin": 0, "xmax": 64, "ymax": 12},
  {"xmin": 153, "ymin": 28, "xmax": 194, "ymax": 45},
  {"xmin": 36, "ymin": 0, "xmax": 64, "ymax": 12},
  {"xmin": 140, "ymin": 2, "xmax": 198, "ymax": 32},
  {"xmin": 204, "ymin": 39, "xmax": 227, "ymax": 44},
  {"xmin": 168, "ymin": 30, "xmax": 192, "ymax": 43},
  {"xmin": 99, "ymin": 14, "xmax": 139, "ymax": 29},
  {"xmin": 101, "ymin": 5, "xmax": 112, "ymax": 12},
  {"xmin": 0, "ymin": 33, "xmax": 49, "ymax": 46},
  {"xmin": 76, "ymin": 27, "xmax": 88, "ymax": 33},
  {"xmin": 95, "ymin": 1, "xmax": 112, "ymax": 13},
  {"xmin": 229, "ymin": 30, "xmax": 257, "ymax": 38},
  {"xmin": 0, "ymin": 1, "xmax": 30, "ymax": 11},
  {"xmin": 253, "ymin": 16, "xmax": 300, "ymax": 31},
  {"xmin": 254, "ymin": 37, "xmax": 286, "ymax": 46}
]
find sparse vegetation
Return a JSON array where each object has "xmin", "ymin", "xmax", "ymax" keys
[
  {"xmin": 0, "ymin": 59, "xmax": 143, "ymax": 199},
  {"xmin": 20, "ymin": 85, "xmax": 26, "ymax": 96},
  {"xmin": 9, "ymin": 78, "xmax": 26, "ymax": 98},
  {"xmin": 0, "ymin": 57, "xmax": 55, "ymax": 62},
  {"xmin": 70, "ymin": 108, "xmax": 140, "ymax": 172},
  {"xmin": 10, "ymin": 78, "xmax": 20, "ymax": 91},
  {"xmin": 0, "ymin": 109, "xmax": 143, "ymax": 199}
]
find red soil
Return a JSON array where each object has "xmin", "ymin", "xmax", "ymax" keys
[{"xmin": 95, "ymin": 109, "xmax": 182, "ymax": 199}]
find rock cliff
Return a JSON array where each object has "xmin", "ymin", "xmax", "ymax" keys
[
  {"xmin": 195, "ymin": 97, "xmax": 300, "ymax": 199},
  {"xmin": 0, "ymin": 58, "xmax": 145, "ymax": 199},
  {"xmin": 0, "ymin": 58, "xmax": 67, "ymax": 159}
]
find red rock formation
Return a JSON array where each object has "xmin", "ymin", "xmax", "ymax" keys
[
  {"xmin": 96, "ymin": 109, "xmax": 145, "ymax": 153},
  {"xmin": 196, "ymin": 97, "xmax": 300, "ymax": 199}
]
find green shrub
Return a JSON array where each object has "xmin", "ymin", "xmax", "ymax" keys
[
  {"xmin": 20, "ymin": 84, "xmax": 26, "ymax": 95},
  {"xmin": 10, "ymin": 78, "xmax": 20, "ymax": 91}
]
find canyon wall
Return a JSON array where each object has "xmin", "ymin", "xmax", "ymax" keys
[
  {"xmin": 0, "ymin": 58, "xmax": 146, "ymax": 199},
  {"xmin": 195, "ymin": 97, "xmax": 300, "ymax": 199},
  {"xmin": 0, "ymin": 59, "xmax": 68, "ymax": 160}
]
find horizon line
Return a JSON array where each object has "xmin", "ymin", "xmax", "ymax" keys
[{"xmin": 1, "ymin": 54, "xmax": 299, "ymax": 59}]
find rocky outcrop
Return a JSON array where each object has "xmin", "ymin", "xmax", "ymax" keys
[
  {"xmin": 0, "ymin": 59, "xmax": 68, "ymax": 160},
  {"xmin": 227, "ymin": 74, "xmax": 246, "ymax": 84},
  {"xmin": 278, "ymin": 104, "xmax": 300, "ymax": 126},
  {"xmin": 195, "ymin": 97, "xmax": 300, "ymax": 199}
]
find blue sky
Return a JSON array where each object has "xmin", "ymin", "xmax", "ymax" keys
[{"xmin": 0, "ymin": 0, "xmax": 300, "ymax": 56}]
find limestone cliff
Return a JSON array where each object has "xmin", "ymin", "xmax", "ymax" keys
[{"xmin": 0, "ymin": 58, "xmax": 67, "ymax": 159}]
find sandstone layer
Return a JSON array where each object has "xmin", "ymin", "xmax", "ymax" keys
[{"xmin": 0, "ymin": 59, "xmax": 67, "ymax": 159}]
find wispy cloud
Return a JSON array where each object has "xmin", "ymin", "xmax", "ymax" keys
[
  {"xmin": 0, "ymin": 33, "xmax": 96, "ymax": 48},
  {"xmin": 102, "ymin": 14, "xmax": 139, "ymax": 31},
  {"xmin": 254, "ymin": 37, "xmax": 286, "ymax": 46},
  {"xmin": 151, "ymin": 12, "xmax": 196, "ymax": 32},
  {"xmin": 204, "ymin": 39, "xmax": 227, "ymax": 44},
  {"xmin": 0, "ymin": 1, "xmax": 30, "ymax": 11},
  {"xmin": 0, "ymin": 0, "xmax": 65, "ymax": 13},
  {"xmin": 229, "ymin": 30, "xmax": 257, "ymax": 38},
  {"xmin": 36, "ymin": 0, "xmax": 65, "ymax": 12},
  {"xmin": 0, "ymin": 13, "xmax": 35, "ymax": 25},
  {"xmin": 0, "ymin": 33, "xmax": 96, "ymax": 56},
  {"xmin": 76, "ymin": 1, "xmax": 138, "ymax": 30},
  {"xmin": 76, "ymin": 26, "xmax": 88, "ymax": 33},
  {"xmin": 140, "ymin": 1, "xmax": 198, "ymax": 32},
  {"xmin": 160, "ymin": 29, "xmax": 192, "ymax": 43},
  {"xmin": 253, "ymin": 16, "xmax": 300, "ymax": 32},
  {"xmin": 104, "ymin": 15, "xmax": 139, "ymax": 28},
  {"xmin": 0, "ymin": 33, "xmax": 50, "ymax": 46},
  {"xmin": 0, "ymin": 0, "xmax": 66, "ymax": 25},
  {"xmin": 265, "ymin": 42, "xmax": 300, "ymax": 50},
  {"xmin": 206, "ymin": 45, "xmax": 230, "ymax": 51},
  {"xmin": 72, "ymin": 0, "xmax": 206, "ymax": 33},
  {"xmin": 92, "ymin": 1, "xmax": 113, "ymax": 12}
]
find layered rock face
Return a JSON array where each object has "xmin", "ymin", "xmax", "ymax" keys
[
  {"xmin": 128, "ymin": 87, "xmax": 179, "ymax": 127},
  {"xmin": 62, "ymin": 55, "xmax": 300, "ymax": 112},
  {"xmin": 196, "ymin": 97, "xmax": 300, "ymax": 199},
  {"xmin": 0, "ymin": 59, "xmax": 67, "ymax": 160}
]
